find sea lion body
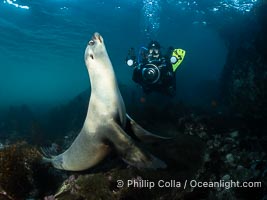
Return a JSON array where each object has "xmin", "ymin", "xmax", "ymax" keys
[{"xmin": 45, "ymin": 33, "xmax": 167, "ymax": 171}]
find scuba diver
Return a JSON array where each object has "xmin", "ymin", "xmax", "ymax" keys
[{"xmin": 126, "ymin": 41, "xmax": 186, "ymax": 97}]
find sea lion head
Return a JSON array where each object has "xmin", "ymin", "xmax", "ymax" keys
[{"xmin": 84, "ymin": 32, "xmax": 107, "ymax": 68}]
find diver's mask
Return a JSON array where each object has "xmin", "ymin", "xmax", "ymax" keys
[{"xmin": 148, "ymin": 48, "xmax": 159, "ymax": 57}]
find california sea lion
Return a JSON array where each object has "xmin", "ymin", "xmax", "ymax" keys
[{"xmin": 44, "ymin": 32, "xmax": 169, "ymax": 171}]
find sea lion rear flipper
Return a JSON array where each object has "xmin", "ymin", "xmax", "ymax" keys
[
  {"xmin": 108, "ymin": 120, "xmax": 167, "ymax": 169},
  {"xmin": 126, "ymin": 114, "xmax": 173, "ymax": 143}
]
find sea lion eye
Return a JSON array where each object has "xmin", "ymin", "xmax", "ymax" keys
[
  {"xmin": 89, "ymin": 40, "xmax": 94, "ymax": 46},
  {"xmin": 90, "ymin": 54, "xmax": 94, "ymax": 59}
]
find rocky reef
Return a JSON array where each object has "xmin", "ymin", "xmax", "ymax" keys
[
  {"xmin": 220, "ymin": 1, "xmax": 267, "ymax": 121},
  {"xmin": 39, "ymin": 112, "xmax": 266, "ymax": 200},
  {"xmin": 0, "ymin": 100, "xmax": 266, "ymax": 199},
  {"xmin": 0, "ymin": 142, "xmax": 61, "ymax": 199}
]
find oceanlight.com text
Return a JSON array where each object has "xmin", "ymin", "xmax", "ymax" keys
[{"xmin": 116, "ymin": 178, "xmax": 262, "ymax": 190}]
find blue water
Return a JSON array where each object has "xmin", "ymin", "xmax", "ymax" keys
[{"xmin": 0, "ymin": 0, "xmax": 259, "ymax": 110}]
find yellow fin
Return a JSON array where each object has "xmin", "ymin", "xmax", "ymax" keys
[{"xmin": 171, "ymin": 48, "xmax": 186, "ymax": 72}]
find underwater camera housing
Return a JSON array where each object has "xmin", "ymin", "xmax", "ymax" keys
[
  {"xmin": 131, "ymin": 60, "xmax": 164, "ymax": 88},
  {"xmin": 129, "ymin": 46, "xmax": 164, "ymax": 87},
  {"xmin": 141, "ymin": 63, "xmax": 161, "ymax": 84}
]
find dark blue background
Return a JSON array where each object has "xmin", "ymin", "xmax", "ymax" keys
[{"xmin": 0, "ymin": 0, "xmax": 258, "ymax": 110}]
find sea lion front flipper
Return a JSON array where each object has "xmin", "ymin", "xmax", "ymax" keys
[
  {"xmin": 126, "ymin": 114, "xmax": 173, "ymax": 143},
  {"xmin": 108, "ymin": 120, "xmax": 167, "ymax": 169}
]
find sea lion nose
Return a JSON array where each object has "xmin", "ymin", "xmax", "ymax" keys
[
  {"xmin": 92, "ymin": 32, "xmax": 102, "ymax": 43},
  {"xmin": 94, "ymin": 32, "xmax": 100, "ymax": 38},
  {"xmin": 92, "ymin": 32, "xmax": 98, "ymax": 40}
]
